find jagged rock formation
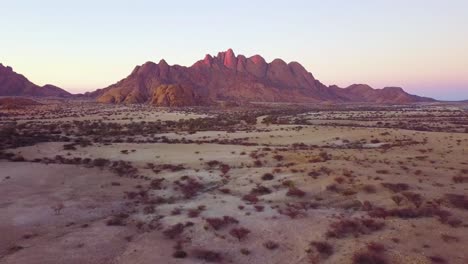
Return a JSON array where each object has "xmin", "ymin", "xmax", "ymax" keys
[
  {"xmin": 93, "ymin": 49, "xmax": 434, "ymax": 106},
  {"xmin": 0, "ymin": 64, "xmax": 70, "ymax": 97}
]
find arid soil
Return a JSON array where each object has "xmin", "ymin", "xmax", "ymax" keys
[{"xmin": 1, "ymin": 100, "xmax": 467, "ymax": 264}]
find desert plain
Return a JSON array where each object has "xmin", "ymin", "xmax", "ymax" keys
[{"xmin": 1, "ymin": 99, "xmax": 468, "ymax": 264}]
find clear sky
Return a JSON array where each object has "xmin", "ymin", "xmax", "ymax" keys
[{"xmin": 1, "ymin": 0, "xmax": 467, "ymax": 100}]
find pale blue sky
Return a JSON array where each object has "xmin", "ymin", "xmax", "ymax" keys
[{"xmin": 1, "ymin": 0, "xmax": 467, "ymax": 100}]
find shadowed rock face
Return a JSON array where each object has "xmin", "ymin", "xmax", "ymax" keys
[
  {"xmin": 89, "ymin": 49, "xmax": 435, "ymax": 106},
  {"xmin": 0, "ymin": 64, "xmax": 71, "ymax": 97}
]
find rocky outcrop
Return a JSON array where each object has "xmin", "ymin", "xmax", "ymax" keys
[
  {"xmin": 0, "ymin": 64, "xmax": 71, "ymax": 97},
  {"xmin": 93, "ymin": 49, "xmax": 435, "ymax": 105}
]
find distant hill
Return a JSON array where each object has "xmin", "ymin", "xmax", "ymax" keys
[
  {"xmin": 0, "ymin": 64, "xmax": 71, "ymax": 97},
  {"xmin": 90, "ymin": 49, "xmax": 435, "ymax": 106}
]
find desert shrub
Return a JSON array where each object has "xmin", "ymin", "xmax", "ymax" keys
[
  {"xmin": 362, "ymin": 184, "xmax": 377, "ymax": 193},
  {"xmin": 242, "ymin": 194, "xmax": 259, "ymax": 203},
  {"xmin": 273, "ymin": 155, "xmax": 284, "ymax": 161},
  {"xmin": 172, "ymin": 250, "xmax": 187, "ymax": 258},
  {"xmin": 391, "ymin": 195, "xmax": 404, "ymax": 206},
  {"xmin": 205, "ymin": 216, "xmax": 239, "ymax": 230},
  {"xmin": 287, "ymin": 187, "xmax": 306, "ymax": 197},
  {"xmin": 381, "ymin": 183, "xmax": 409, "ymax": 193},
  {"xmin": 206, "ymin": 160, "xmax": 221, "ymax": 167},
  {"xmin": 452, "ymin": 176, "xmax": 468, "ymax": 183},
  {"xmin": 326, "ymin": 184, "xmax": 340, "ymax": 192},
  {"xmin": 352, "ymin": 250, "xmax": 387, "ymax": 264},
  {"xmin": 163, "ymin": 223, "xmax": 185, "ymax": 239},
  {"xmin": 342, "ymin": 189, "xmax": 357, "ymax": 196},
  {"xmin": 369, "ymin": 206, "xmax": 451, "ymax": 222},
  {"xmin": 219, "ymin": 188, "xmax": 231, "ymax": 194},
  {"xmin": 376, "ymin": 170, "xmax": 389, "ymax": 174},
  {"xmin": 176, "ymin": 178, "xmax": 204, "ymax": 198},
  {"xmin": 250, "ymin": 185, "xmax": 271, "ymax": 195},
  {"xmin": 220, "ymin": 164, "xmax": 230, "ymax": 174},
  {"xmin": 92, "ymin": 158, "xmax": 109, "ymax": 167},
  {"xmin": 143, "ymin": 206, "xmax": 155, "ymax": 214},
  {"xmin": 441, "ymin": 234, "xmax": 459, "ymax": 243},
  {"xmin": 367, "ymin": 242, "xmax": 385, "ymax": 252},
  {"xmin": 240, "ymin": 248, "xmax": 251, "ymax": 255},
  {"xmin": 106, "ymin": 213, "xmax": 128, "ymax": 226},
  {"xmin": 263, "ymin": 240, "xmax": 279, "ymax": 250},
  {"xmin": 310, "ymin": 241, "xmax": 334, "ymax": 257},
  {"xmin": 193, "ymin": 249, "xmax": 223, "ymax": 262},
  {"xmin": 8, "ymin": 245, "xmax": 24, "ymax": 254},
  {"xmin": 428, "ymin": 256, "xmax": 447, "ymax": 263},
  {"xmin": 229, "ymin": 227, "xmax": 251, "ymax": 241},
  {"xmin": 254, "ymin": 205, "xmax": 265, "ymax": 212},
  {"xmin": 150, "ymin": 178, "xmax": 164, "ymax": 189},
  {"xmin": 63, "ymin": 143, "xmax": 77, "ymax": 150},
  {"xmin": 158, "ymin": 163, "xmax": 185, "ymax": 172},
  {"xmin": 187, "ymin": 209, "xmax": 201, "ymax": 218},
  {"xmin": 253, "ymin": 159, "xmax": 263, "ymax": 167},
  {"xmin": 278, "ymin": 206, "xmax": 305, "ymax": 219},
  {"xmin": 335, "ymin": 177, "xmax": 345, "ymax": 184},
  {"xmin": 402, "ymin": 192, "xmax": 423, "ymax": 208},
  {"xmin": 326, "ymin": 218, "xmax": 385, "ymax": 239},
  {"xmin": 445, "ymin": 194, "xmax": 468, "ymax": 210},
  {"xmin": 261, "ymin": 173, "xmax": 274, "ymax": 181}
]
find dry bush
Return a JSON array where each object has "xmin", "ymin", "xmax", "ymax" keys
[
  {"xmin": 172, "ymin": 250, "xmax": 187, "ymax": 259},
  {"xmin": 205, "ymin": 216, "xmax": 239, "ymax": 230},
  {"xmin": 309, "ymin": 241, "xmax": 334, "ymax": 257},
  {"xmin": 352, "ymin": 250, "xmax": 387, "ymax": 264},
  {"xmin": 175, "ymin": 178, "xmax": 204, "ymax": 198},
  {"xmin": 362, "ymin": 184, "xmax": 377, "ymax": 194},
  {"xmin": 106, "ymin": 213, "xmax": 129, "ymax": 226},
  {"xmin": 250, "ymin": 185, "xmax": 272, "ymax": 195},
  {"xmin": 402, "ymin": 192, "xmax": 423, "ymax": 208},
  {"xmin": 193, "ymin": 249, "xmax": 223, "ymax": 262},
  {"xmin": 242, "ymin": 194, "xmax": 259, "ymax": 203},
  {"xmin": 452, "ymin": 176, "xmax": 468, "ymax": 183},
  {"xmin": 163, "ymin": 223, "xmax": 185, "ymax": 239},
  {"xmin": 369, "ymin": 206, "xmax": 451, "ymax": 222},
  {"xmin": 428, "ymin": 256, "xmax": 447, "ymax": 263},
  {"xmin": 150, "ymin": 178, "xmax": 164, "ymax": 190},
  {"xmin": 391, "ymin": 195, "xmax": 404, "ymax": 206},
  {"xmin": 381, "ymin": 183, "xmax": 409, "ymax": 193},
  {"xmin": 286, "ymin": 187, "xmax": 306, "ymax": 197},
  {"xmin": 445, "ymin": 194, "xmax": 468, "ymax": 210},
  {"xmin": 263, "ymin": 240, "xmax": 279, "ymax": 250},
  {"xmin": 326, "ymin": 218, "xmax": 385, "ymax": 239},
  {"xmin": 262, "ymin": 173, "xmax": 274, "ymax": 181},
  {"xmin": 229, "ymin": 227, "xmax": 251, "ymax": 241},
  {"xmin": 367, "ymin": 242, "xmax": 385, "ymax": 252}
]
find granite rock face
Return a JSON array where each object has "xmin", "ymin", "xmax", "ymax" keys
[{"xmin": 91, "ymin": 49, "xmax": 434, "ymax": 105}]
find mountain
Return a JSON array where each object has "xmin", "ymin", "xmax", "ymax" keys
[
  {"xmin": 329, "ymin": 84, "xmax": 434, "ymax": 104},
  {"xmin": 0, "ymin": 63, "xmax": 71, "ymax": 97},
  {"xmin": 91, "ymin": 49, "xmax": 434, "ymax": 106}
]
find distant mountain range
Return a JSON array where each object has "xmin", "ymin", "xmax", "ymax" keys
[
  {"xmin": 0, "ymin": 50, "xmax": 436, "ymax": 105},
  {"xmin": 0, "ymin": 63, "xmax": 71, "ymax": 98},
  {"xmin": 89, "ymin": 49, "xmax": 435, "ymax": 106}
]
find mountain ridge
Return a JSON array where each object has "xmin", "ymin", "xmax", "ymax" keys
[
  {"xmin": 0, "ymin": 63, "xmax": 71, "ymax": 98},
  {"xmin": 91, "ymin": 49, "xmax": 434, "ymax": 106},
  {"xmin": 0, "ymin": 50, "xmax": 437, "ymax": 104}
]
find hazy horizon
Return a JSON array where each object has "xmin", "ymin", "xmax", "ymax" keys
[{"xmin": 2, "ymin": 0, "xmax": 467, "ymax": 100}]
